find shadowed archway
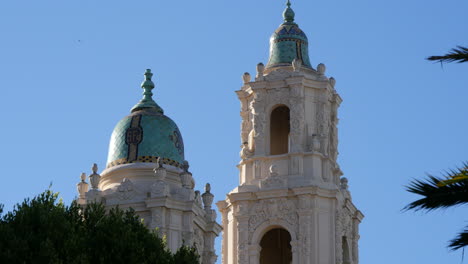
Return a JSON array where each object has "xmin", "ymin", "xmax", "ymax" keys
[
  {"xmin": 270, "ymin": 105, "xmax": 290, "ymax": 155},
  {"xmin": 259, "ymin": 228, "xmax": 292, "ymax": 264}
]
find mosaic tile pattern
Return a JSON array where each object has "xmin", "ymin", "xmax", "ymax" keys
[
  {"xmin": 106, "ymin": 111, "xmax": 185, "ymax": 168},
  {"xmin": 267, "ymin": 23, "xmax": 312, "ymax": 69}
]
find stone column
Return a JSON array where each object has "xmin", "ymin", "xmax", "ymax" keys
[
  {"xmin": 236, "ymin": 215, "xmax": 250, "ymax": 264},
  {"xmin": 298, "ymin": 211, "xmax": 312, "ymax": 264},
  {"xmin": 290, "ymin": 239, "xmax": 301, "ymax": 264},
  {"xmin": 248, "ymin": 244, "xmax": 261, "ymax": 264}
]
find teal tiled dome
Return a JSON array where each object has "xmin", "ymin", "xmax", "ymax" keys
[
  {"xmin": 106, "ymin": 69, "xmax": 184, "ymax": 168},
  {"xmin": 266, "ymin": 1, "xmax": 312, "ymax": 69}
]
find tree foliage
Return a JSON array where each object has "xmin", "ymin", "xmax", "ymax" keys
[
  {"xmin": 404, "ymin": 47, "xmax": 468, "ymax": 252},
  {"xmin": 0, "ymin": 190, "xmax": 199, "ymax": 264},
  {"xmin": 426, "ymin": 45, "xmax": 468, "ymax": 64},
  {"xmin": 405, "ymin": 164, "xmax": 468, "ymax": 250}
]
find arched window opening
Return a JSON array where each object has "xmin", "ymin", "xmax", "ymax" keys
[
  {"xmin": 342, "ymin": 236, "xmax": 351, "ymax": 264},
  {"xmin": 270, "ymin": 106, "xmax": 290, "ymax": 155},
  {"xmin": 260, "ymin": 228, "xmax": 292, "ymax": 264}
]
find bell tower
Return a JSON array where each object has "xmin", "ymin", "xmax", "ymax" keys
[{"xmin": 217, "ymin": 2, "xmax": 363, "ymax": 264}]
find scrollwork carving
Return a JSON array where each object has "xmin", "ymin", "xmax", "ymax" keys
[
  {"xmin": 151, "ymin": 180, "xmax": 169, "ymax": 197},
  {"xmin": 289, "ymin": 89, "xmax": 304, "ymax": 152},
  {"xmin": 151, "ymin": 208, "xmax": 162, "ymax": 230},
  {"xmin": 260, "ymin": 175, "xmax": 285, "ymax": 189},
  {"xmin": 117, "ymin": 178, "xmax": 135, "ymax": 200},
  {"xmin": 248, "ymin": 198, "xmax": 298, "ymax": 240}
]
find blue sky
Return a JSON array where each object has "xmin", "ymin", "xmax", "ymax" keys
[{"xmin": 1, "ymin": 0, "xmax": 467, "ymax": 263}]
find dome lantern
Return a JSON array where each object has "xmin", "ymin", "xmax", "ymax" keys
[
  {"xmin": 106, "ymin": 69, "xmax": 185, "ymax": 169},
  {"xmin": 266, "ymin": 1, "xmax": 312, "ymax": 69}
]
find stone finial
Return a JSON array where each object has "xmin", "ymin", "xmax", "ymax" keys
[
  {"xmin": 340, "ymin": 177, "xmax": 349, "ymax": 190},
  {"xmin": 292, "ymin": 58, "xmax": 302, "ymax": 72},
  {"xmin": 180, "ymin": 160, "xmax": 193, "ymax": 189},
  {"xmin": 205, "ymin": 183, "xmax": 211, "ymax": 193},
  {"xmin": 89, "ymin": 163, "xmax": 101, "ymax": 190},
  {"xmin": 329, "ymin": 77, "xmax": 336, "ymax": 88},
  {"xmin": 317, "ymin": 63, "xmax": 326, "ymax": 75},
  {"xmin": 202, "ymin": 183, "xmax": 214, "ymax": 209},
  {"xmin": 80, "ymin": 172, "xmax": 86, "ymax": 182},
  {"xmin": 242, "ymin": 72, "xmax": 251, "ymax": 84},
  {"xmin": 182, "ymin": 160, "xmax": 190, "ymax": 173},
  {"xmin": 194, "ymin": 191, "xmax": 203, "ymax": 207},
  {"xmin": 77, "ymin": 173, "xmax": 89, "ymax": 197},
  {"xmin": 256, "ymin": 63, "xmax": 265, "ymax": 78}
]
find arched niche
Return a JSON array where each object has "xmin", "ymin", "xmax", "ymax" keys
[
  {"xmin": 270, "ymin": 105, "xmax": 290, "ymax": 155},
  {"xmin": 260, "ymin": 228, "xmax": 292, "ymax": 264}
]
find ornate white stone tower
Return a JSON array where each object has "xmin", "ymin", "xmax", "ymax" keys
[
  {"xmin": 217, "ymin": 2, "xmax": 363, "ymax": 264},
  {"xmin": 77, "ymin": 69, "xmax": 221, "ymax": 264}
]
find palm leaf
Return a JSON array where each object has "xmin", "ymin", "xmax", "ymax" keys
[
  {"xmin": 427, "ymin": 46, "xmax": 468, "ymax": 63},
  {"xmin": 448, "ymin": 227, "xmax": 468, "ymax": 250},
  {"xmin": 404, "ymin": 174, "xmax": 468, "ymax": 211},
  {"xmin": 437, "ymin": 164, "xmax": 468, "ymax": 187}
]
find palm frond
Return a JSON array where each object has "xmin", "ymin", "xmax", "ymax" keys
[
  {"xmin": 404, "ymin": 174, "xmax": 468, "ymax": 211},
  {"xmin": 427, "ymin": 46, "xmax": 468, "ymax": 63},
  {"xmin": 437, "ymin": 164, "xmax": 468, "ymax": 187},
  {"xmin": 449, "ymin": 227, "xmax": 468, "ymax": 251}
]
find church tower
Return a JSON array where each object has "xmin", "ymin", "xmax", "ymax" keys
[
  {"xmin": 76, "ymin": 69, "xmax": 221, "ymax": 264},
  {"xmin": 216, "ymin": 2, "xmax": 363, "ymax": 264}
]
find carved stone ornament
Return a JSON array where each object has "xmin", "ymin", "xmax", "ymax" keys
[
  {"xmin": 261, "ymin": 176, "xmax": 285, "ymax": 189},
  {"xmin": 317, "ymin": 63, "xmax": 326, "ymax": 75},
  {"xmin": 242, "ymin": 72, "xmax": 251, "ymax": 84},
  {"xmin": 269, "ymin": 164, "xmax": 279, "ymax": 177},
  {"xmin": 89, "ymin": 163, "xmax": 101, "ymax": 190},
  {"xmin": 269, "ymin": 88, "xmax": 289, "ymax": 106},
  {"xmin": 312, "ymin": 134, "xmax": 321, "ymax": 152},
  {"xmin": 264, "ymin": 68, "xmax": 292, "ymax": 81},
  {"xmin": 194, "ymin": 191, "xmax": 203, "ymax": 207},
  {"xmin": 251, "ymin": 91, "xmax": 266, "ymax": 140},
  {"xmin": 151, "ymin": 180, "xmax": 169, "ymax": 197},
  {"xmin": 256, "ymin": 62, "xmax": 265, "ymax": 78},
  {"xmin": 248, "ymin": 198, "xmax": 298, "ymax": 240},
  {"xmin": 180, "ymin": 171, "xmax": 193, "ymax": 189},
  {"xmin": 193, "ymin": 226, "xmax": 205, "ymax": 255},
  {"xmin": 329, "ymin": 77, "xmax": 336, "ymax": 88},
  {"xmin": 202, "ymin": 183, "xmax": 214, "ymax": 209},
  {"xmin": 288, "ymin": 95, "xmax": 304, "ymax": 152},
  {"xmin": 292, "ymin": 58, "xmax": 302, "ymax": 72},
  {"xmin": 182, "ymin": 231, "xmax": 194, "ymax": 246},
  {"xmin": 117, "ymin": 178, "xmax": 135, "ymax": 200},
  {"xmin": 336, "ymin": 206, "xmax": 358, "ymax": 264},
  {"xmin": 240, "ymin": 142, "xmax": 253, "ymax": 159},
  {"xmin": 340, "ymin": 177, "xmax": 349, "ymax": 190},
  {"xmin": 151, "ymin": 208, "xmax": 163, "ymax": 230},
  {"xmin": 240, "ymin": 109, "xmax": 252, "ymax": 145},
  {"xmin": 76, "ymin": 173, "xmax": 89, "ymax": 197}
]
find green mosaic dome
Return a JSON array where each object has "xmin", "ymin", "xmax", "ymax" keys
[
  {"xmin": 266, "ymin": 1, "xmax": 312, "ymax": 69},
  {"xmin": 106, "ymin": 69, "xmax": 184, "ymax": 168}
]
